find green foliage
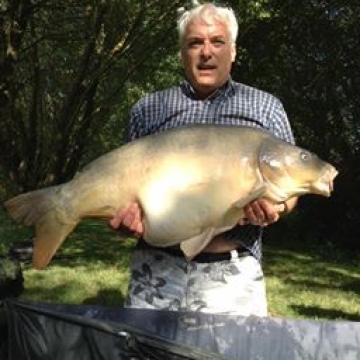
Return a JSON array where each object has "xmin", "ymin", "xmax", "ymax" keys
[
  {"xmin": 86, "ymin": 51, "xmax": 182, "ymax": 163},
  {"xmin": 0, "ymin": 0, "xmax": 359, "ymax": 252},
  {"xmin": 0, "ymin": 0, "xmax": 183, "ymax": 192},
  {"xmin": 233, "ymin": 0, "xmax": 360, "ymax": 252}
]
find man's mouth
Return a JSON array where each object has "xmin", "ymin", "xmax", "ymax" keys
[
  {"xmin": 197, "ymin": 65, "xmax": 217, "ymax": 78},
  {"xmin": 197, "ymin": 64, "xmax": 217, "ymax": 71}
]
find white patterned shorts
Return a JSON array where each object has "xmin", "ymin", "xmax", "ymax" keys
[{"xmin": 124, "ymin": 248, "xmax": 267, "ymax": 316}]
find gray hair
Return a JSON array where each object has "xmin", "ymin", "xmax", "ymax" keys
[{"xmin": 177, "ymin": 2, "xmax": 239, "ymax": 45}]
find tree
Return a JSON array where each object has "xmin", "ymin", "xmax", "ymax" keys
[
  {"xmin": 1, "ymin": 0, "xmax": 359, "ymax": 251},
  {"xmin": 0, "ymin": 0, "xmax": 183, "ymax": 192},
  {"xmin": 233, "ymin": 0, "xmax": 360, "ymax": 250}
]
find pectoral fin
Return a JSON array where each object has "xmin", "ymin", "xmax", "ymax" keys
[
  {"xmin": 233, "ymin": 185, "xmax": 267, "ymax": 209},
  {"xmin": 180, "ymin": 228, "xmax": 216, "ymax": 260}
]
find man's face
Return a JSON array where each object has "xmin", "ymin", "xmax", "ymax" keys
[{"xmin": 181, "ymin": 18, "xmax": 236, "ymax": 98}]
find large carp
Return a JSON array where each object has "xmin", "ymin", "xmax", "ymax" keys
[{"xmin": 4, "ymin": 125, "xmax": 337, "ymax": 269}]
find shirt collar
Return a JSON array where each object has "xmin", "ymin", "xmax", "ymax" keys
[{"xmin": 181, "ymin": 78, "xmax": 235, "ymax": 100}]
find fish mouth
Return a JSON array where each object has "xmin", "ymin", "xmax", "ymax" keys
[{"xmin": 313, "ymin": 166, "xmax": 338, "ymax": 197}]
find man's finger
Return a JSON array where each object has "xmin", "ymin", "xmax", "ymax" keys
[{"xmin": 109, "ymin": 210, "xmax": 126, "ymax": 229}]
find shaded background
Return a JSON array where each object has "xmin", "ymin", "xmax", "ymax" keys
[{"xmin": 0, "ymin": 0, "xmax": 359, "ymax": 253}]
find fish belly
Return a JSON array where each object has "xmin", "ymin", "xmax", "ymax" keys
[{"xmin": 137, "ymin": 155, "xmax": 255, "ymax": 249}]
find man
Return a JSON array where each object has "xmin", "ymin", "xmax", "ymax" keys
[{"xmin": 110, "ymin": 2, "xmax": 297, "ymax": 316}]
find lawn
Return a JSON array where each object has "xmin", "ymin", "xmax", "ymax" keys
[
  {"xmin": 1, "ymin": 207, "xmax": 360, "ymax": 321},
  {"xmin": 264, "ymin": 233, "xmax": 360, "ymax": 321}
]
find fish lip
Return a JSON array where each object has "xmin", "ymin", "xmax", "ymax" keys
[
  {"xmin": 328, "ymin": 167, "xmax": 338, "ymax": 191},
  {"xmin": 315, "ymin": 166, "xmax": 338, "ymax": 197}
]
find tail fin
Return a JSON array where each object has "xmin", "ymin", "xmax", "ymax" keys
[{"xmin": 4, "ymin": 186, "xmax": 77, "ymax": 270}]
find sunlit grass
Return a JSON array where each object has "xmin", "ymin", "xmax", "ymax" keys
[
  {"xmin": 1, "ymin": 206, "xmax": 360, "ymax": 321},
  {"xmin": 264, "ymin": 232, "xmax": 360, "ymax": 321},
  {"xmin": 0, "ymin": 206, "xmax": 135, "ymax": 306},
  {"xmin": 20, "ymin": 222, "xmax": 136, "ymax": 306},
  {"xmin": 23, "ymin": 263, "xmax": 129, "ymax": 305}
]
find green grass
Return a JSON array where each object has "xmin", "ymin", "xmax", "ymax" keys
[
  {"xmin": 1, "ymin": 206, "xmax": 360, "ymax": 321},
  {"xmin": 264, "ymin": 225, "xmax": 360, "ymax": 321},
  {"xmin": 0, "ymin": 207, "xmax": 135, "ymax": 306}
]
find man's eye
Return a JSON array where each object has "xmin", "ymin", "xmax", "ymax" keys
[
  {"xmin": 212, "ymin": 39, "xmax": 225, "ymax": 46},
  {"xmin": 188, "ymin": 41, "xmax": 202, "ymax": 48}
]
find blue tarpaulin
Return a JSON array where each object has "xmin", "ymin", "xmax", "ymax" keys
[{"xmin": 2, "ymin": 298, "xmax": 360, "ymax": 359}]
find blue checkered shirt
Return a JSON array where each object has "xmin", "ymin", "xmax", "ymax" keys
[{"xmin": 128, "ymin": 78, "xmax": 295, "ymax": 260}]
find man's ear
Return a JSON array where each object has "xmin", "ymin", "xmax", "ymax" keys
[{"xmin": 231, "ymin": 45, "xmax": 236, "ymax": 62}]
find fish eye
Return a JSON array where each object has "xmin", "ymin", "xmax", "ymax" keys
[{"xmin": 300, "ymin": 151, "xmax": 311, "ymax": 162}]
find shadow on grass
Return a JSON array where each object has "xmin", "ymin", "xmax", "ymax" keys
[
  {"xmin": 3, "ymin": 209, "xmax": 360, "ymax": 320},
  {"xmin": 53, "ymin": 220, "xmax": 135, "ymax": 264},
  {"xmin": 23, "ymin": 281, "xmax": 126, "ymax": 306},
  {"xmin": 264, "ymin": 222, "xmax": 360, "ymax": 320},
  {"xmin": 264, "ymin": 248, "xmax": 360, "ymax": 295},
  {"xmin": 264, "ymin": 220, "xmax": 360, "ymax": 295},
  {"xmin": 0, "ymin": 207, "xmax": 135, "ymax": 268},
  {"xmin": 12, "ymin": 220, "xmax": 137, "ymax": 268},
  {"xmin": 82, "ymin": 289, "xmax": 126, "ymax": 306},
  {"xmin": 291, "ymin": 305, "xmax": 360, "ymax": 322}
]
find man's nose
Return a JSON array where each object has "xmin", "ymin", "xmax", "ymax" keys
[{"xmin": 201, "ymin": 41, "xmax": 212, "ymax": 58}]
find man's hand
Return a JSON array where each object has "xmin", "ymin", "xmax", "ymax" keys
[
  {"xmin": 238, "ymin": 199, "xmax": 286, "ymax": 227},
  {"xmin": 109, "ymin": 197, "xmax": 297, "ymax": 236},
  {"xmin": 109, "ymin": 202, "xmax": 144, "ymax": 237}
]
